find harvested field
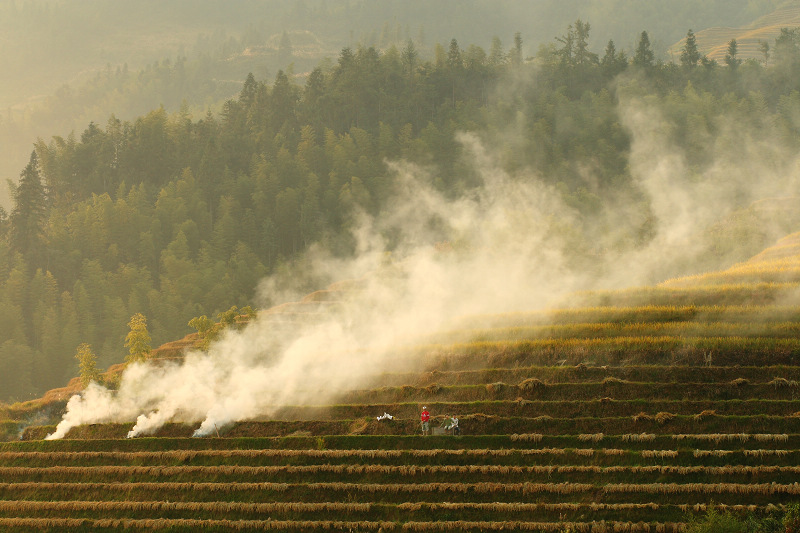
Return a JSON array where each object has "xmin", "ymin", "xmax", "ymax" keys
[{"xmin": 4, "ymin": 234, "xmax": 800, "ymax": 530}]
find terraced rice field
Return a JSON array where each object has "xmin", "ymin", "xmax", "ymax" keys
[
  {"xmin": 3, "ymin": 233, "xmax": 800, "ymax": 531},
  {"xmin": 668, "ymin": 2, "xmax": 800, "ymax": 63}
]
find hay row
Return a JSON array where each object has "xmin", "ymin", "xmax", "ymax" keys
[
  {"xmin": 0, "ymin": 499, "xmax": 783, "ymax": 515},
  {"xmin": 1, "ymin": 446, "xmax": 796, "ymax": 463},
  {"xmin": 0, "ymin": 518, "xmax": 687, "ymax": 531},
  {"xmin": 0, "ymin": 481, "xmax": 596, "ymax": 494},
  {"xmin": 604, "ymin": 483, "xmax": 800, "ymax": 494},
  {"xmin": 640, "ymin": 450, "xmax": 678, "ymax": 459},
  {"xmin": 1, "ymin": 481, "xmax": 798, "ymax": 495},
  {"xmin": 676, "ymin": 503, "xmax": 785, "ymax": 513},
  {"xmin": 2, "ymin": 463, "xmax": 799, "ymax": 478},
  {"xmin": 0, "ymin": 500, "xmax": 370, "ymax": 513},
  {"xmin": 675, "ymin": 433, "xmax": 789, "ymax": 442}
]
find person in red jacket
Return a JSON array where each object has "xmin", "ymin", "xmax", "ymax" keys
[{"xmin": 420, "ymin": 406, "xmax": 430, "ymax": 435}]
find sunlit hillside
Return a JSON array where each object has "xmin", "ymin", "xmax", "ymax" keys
[{"xmin": 668, "ymin": 1, "xmax": 800, "ymax": 62}]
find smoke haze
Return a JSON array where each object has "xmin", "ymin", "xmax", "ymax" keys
[{"xmin": 46, "ymin": 91, "xmax": 800, "ymax": 439}]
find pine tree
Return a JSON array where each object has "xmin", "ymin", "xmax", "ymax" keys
[
  {"xmin": 680, "ymin": 29, "xmax": 701, "ymax": 70},
  {"xmin": 75, "ymin": 343, "xmax": 100, "ymax": 388},
  {"xmin": 488, "ymin": 36, "xmax": 504, "ymax": 68},
  {"xmin": 724, "ymin": 39, "xmax": 741, "ymax": 70},
  {"xmin": 601, "ymin": 39, "xmax": 627, "ymax": 78},
  {"xmin": 270, "ymin": 69, "xmax": 298, "ymax": 131},
  {"xmin": 401, "ymin": 40, "xmax": 419, "ymax": 81},
  {"xmin": 447, "ymin": 38, "xmax": 462, "ymax": 70},
  {"xmin": 124, "ymin": 313, "xmax": 151, "ymax": 363},
  {"xmin": 239, "ymin": 72, "xmax": 259, "ymax": 108},
  {"xmin": 633, "ymin": 31, "xmax": 655, "ymax": 69},
  {"xmin": 9, "ymin": 151, "xmax": 47, "ymax": 266}
]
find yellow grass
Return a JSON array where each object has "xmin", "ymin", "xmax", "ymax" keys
[
  {"xmin": 603, "ymin": 483, "xmax": 800, "ymax": 494},
  {"xmin": 675, "ymin": 433, "xmax": 788, "ymax": 443}
]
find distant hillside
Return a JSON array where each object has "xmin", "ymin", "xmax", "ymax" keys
[{"xmin": 669, "ymin": 1, "xmax": 800, "ymax": 62}]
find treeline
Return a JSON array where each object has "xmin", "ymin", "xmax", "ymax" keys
[{"xmin": 3, "ymin": 24, "xmax": 800, "ymax": 401}]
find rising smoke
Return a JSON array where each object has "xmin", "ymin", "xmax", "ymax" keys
[
  {"xmin": 46, "ymin": 90, "xmax": 800, "ymax": 439},
  {"xmin": 47, "ymin": 132, "xmax": 590, "ymax": 439},
  {"xmin": 608, "ymin": 90, "xmax": 800, "ymax": 287}
]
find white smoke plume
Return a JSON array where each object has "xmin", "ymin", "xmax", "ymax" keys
[
  {"xmin": 46, "ymin": 91, "xmax": 800, "ymax": 439},
  {"xmin": 584, "ymin": 88, "xmax": 800, "ymax": 289},
  {"xmin": 47, "ymin": 132, "xmax": 589, "ymax": 439}
]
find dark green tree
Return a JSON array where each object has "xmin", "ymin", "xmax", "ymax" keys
[
  {"xmin": 300, "ymin": 67, "xmax": 326, "ymax": 128},
  {"xmin": 239, "ymin": 72, "xmax": 259, "ymax": 108},
  {"xmin": 8, "ymin": 151, "xmax": 47, "ymax": 266},
  {"xmin": 270, "ymin": 69, "xmax": 298, "ymax": 132},
  {"xmin": 329, "ymin": 47, "xmax": 359, "ymax": 132},
  {"xmin": 633, "ymin": 31, "xmax": 655, "ymax": 69},
  {"xmin": 680, "ymin": 29, "xmax": 701, "ymax": 70},
  {"xmin": 724, "ymin": 38, "xmax": 741, "ymax": 70},
  {"xmin": 447, "ymin": 38, "xmax": 462, "ymax": 70},
  {"xmin": 601, "ymin": 39, "xmax": 627, "ymax": 78},
  {"xmin": 401, "ymin": 40, "xmax": 418, "ymax": 82}
]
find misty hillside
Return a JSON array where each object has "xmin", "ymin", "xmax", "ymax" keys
[
  {"xmin": 0, "ymin": 0, "xmax": 783, "ymax": 208},
  {"xmin": 2, "ymin": 3, "xmax": 800, "ymax": 405}
]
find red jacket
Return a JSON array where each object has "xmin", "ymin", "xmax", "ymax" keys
[{"xmin": 420, "ymin": 410, "xmax": 430, "ymax": 422}]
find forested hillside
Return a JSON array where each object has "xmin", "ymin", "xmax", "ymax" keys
[
  {"xmin": 3, "ymin": 19, "xmax": 800, "ymax": 403},
  {"xmin": 0, "ymin": 0, "xmax": 782, "ymax": 207}
]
